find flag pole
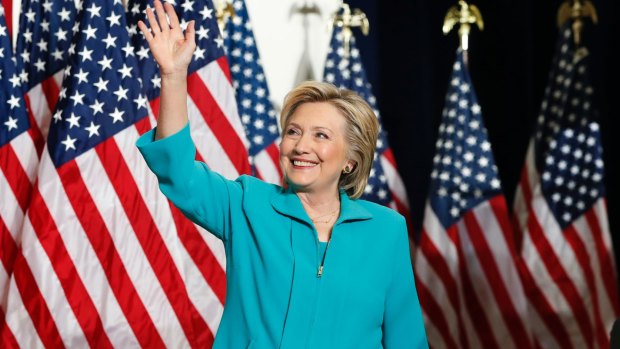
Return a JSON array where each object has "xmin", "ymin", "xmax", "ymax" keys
[
  {"xmin": 215, "ymin": 0, "xmax": 235, "ymax": 32},
  {"xmin": 442, "ymin": 0, "xmax": 484, "ymax": 66},
  {"xmin": 556, "ymin": 0, "xmax": 598, "ymax": 47},
  {"xmin": 332, "ymin": 2, "xmax": 369, "ymax": 58}
]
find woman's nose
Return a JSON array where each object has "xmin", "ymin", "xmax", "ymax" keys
[{"xmin": 293, "ymin": 134, "xmax": 311, "ymax": 154}]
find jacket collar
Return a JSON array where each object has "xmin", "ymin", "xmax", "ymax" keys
[{"xmin": 271, "ymin": 186, "xmax": 372, "ymax": 226}]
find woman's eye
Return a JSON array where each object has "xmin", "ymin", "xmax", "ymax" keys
[
  {"xmin": 316, "ymin": 132, "xmax": 328, "ymax": 139},
  {"xmin": 286, "ymin": 128, "xmax": 299, "ymax": 135}
]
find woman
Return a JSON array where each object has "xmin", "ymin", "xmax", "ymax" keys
[{"xmin": 137, "ymin": 1, "xmax": 428, "ymax": 347}]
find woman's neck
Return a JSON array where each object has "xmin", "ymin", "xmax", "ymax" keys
[{"xmin": 296, "ymin": 190, "xmax": 341, "ymax": 216}]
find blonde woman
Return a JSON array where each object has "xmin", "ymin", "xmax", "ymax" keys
[{"xmin": 137, "ymin": 1, "xmax": 428, "ymax": 347}]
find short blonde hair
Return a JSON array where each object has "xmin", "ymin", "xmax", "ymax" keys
[{"xmin": 280, "ymin": 81, "xmax": 379, "ymax": 199}]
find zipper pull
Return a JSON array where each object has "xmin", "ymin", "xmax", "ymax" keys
[{"xmin": 317, "ymin": 266, "xmax": 324, "ymax": 278}]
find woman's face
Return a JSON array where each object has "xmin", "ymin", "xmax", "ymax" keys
[{"xmin": 280, "ymin": 102, "xmax": 351, "ymax": 195}]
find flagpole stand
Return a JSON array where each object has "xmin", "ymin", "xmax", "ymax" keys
[
  {"xmin": 557, "ymin": 0, "xmax": 598, "ymax": 46},
  {"xmin": 332, "ymin": 2, "xmax": 369, "ymax": 58},
  {"xmin": 442, "ymin": 0, "xmax": 484, "ymax": 65}
]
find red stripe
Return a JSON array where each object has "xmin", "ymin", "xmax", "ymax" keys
[
  {"xmin": 27, "ymin": 187, "xmax": 114, "ymax": 348},
  {"xmin": 0, "ymin": 307, "xmax": 19, "ymax": 349},
  {"xmin": 463, "ymin": 199, "xmax": 533, "ymax": 349},
  {"xmin": 265, "ymin": 142, "xmax": 282, "ymax": 179},
  {"xmin": 95, "ymin": 138, "xmax": 212, "ymax": 347},
  {"xmin": 187, "ymin": 73, "xmax": 251, "ymax": 176},
  {"xmin": 10, "ymin": 250, "xmax": 65, "ymax": 348},
  {"xmin": 453, "ymin": 224, "xmax": 499, "ymax": 348},
  {"xmin": 0, "ymin": 145, "xmax": 33, "ymax": 212},
  {"xmin": 392, "ymin": 195, "xmax": 412, "ymax": 234},
  {"xmin": 23, "ymin": 94, "xmax": 46, "ymax": 157},
  {"xmin": 149, "ymin": 98, "xmax": 161, "ymax": 120},
  {"xmin": 216, "ymin": 56, "xmax": 233, "ymax": 84},
  {"xmin": 56, "ymin": 160, "xmax": 166, "ymax": 348},
  {"xmin": 418, "ymin": 228, "xmax": 470, "ymax": 347},
  {"xmin": 415, "ymin": 276, "xmax": 458, "ymax": 349},
  {"xmin": 41, "ymin": 75, "xmax": 61, "ymax": 118},
  {"xmin": 381, "ymin": 148, "xmax": 396, "ymax": 166},
  {"xmin": 1, "ymin": 0, "xmax": 11, "ymax": 38},
  {"xmin": 585, "ymin": 208, "xmax": 620, "ymax": 315},
  {"xmin": 0, "ymin": 218, "xmax": 17, "ymax": 278},
  {"xmin": 169, "ymin": 203, "xmax": 226, "ymax": 304},
  {"xmin": 564, "ymin": 223, "xmax": 608, "ymax": 348},
  {"xmin": 515, "ymin": 177, "xmax": 574, "ymax": 348}
]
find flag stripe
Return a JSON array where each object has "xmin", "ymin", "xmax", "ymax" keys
[
  {"xmin": 0, "ymin": 220, "xmax": 17, "ymax": 284},
  {"xmin": 26, "ymin": 187, "xmax": 114, "ymax": 348},
  {"xmin": 415, "ymin": 276, "xmax": 457, "ymax": 349},
  {"xmin": 216, "ymin": 56, "xmax": 233, "ymax": 84},
  {"xmin": 0, "ymin": 142, "xmax": 33, "ymax": 212},
  {"xmin": 94, "ymin": 137, "xmax": 210, "ymax": 346},
  {"xmin": 0, "ymin": 308, "xmax": 19, "ymax": 348}
]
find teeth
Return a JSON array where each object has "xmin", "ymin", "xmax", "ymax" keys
[{"xmin": 293, "ymin": 160, "xmax": 316, "ymax": 167}]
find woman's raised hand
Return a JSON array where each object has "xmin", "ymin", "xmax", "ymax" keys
[{"xmin": 137, "ymin": 0, "xmax": 196, "ymax": 78}]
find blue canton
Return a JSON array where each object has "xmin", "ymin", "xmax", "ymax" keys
[
  {"xmin": 1, "ymin": 4, "xmax": 29, "ymax": 147},
  {"xmin": 126, "ymin": 0, "xmax": 225, "ymax": 102},
  {"xmin": 429, "ymin": 50, "xmax": 501, "ymax": 228},
  {"xmin": 47, "ymin": 0, "xmax": 147, "ymax": 167},
  {"xmin": 534, "ymin": 25, "xmax": 605, "ymax": 229},
  {"xmin": 323, "ymin": 24, "xmax": 391, "ymax": 206},
  {"xmin": 223, "ymin": 0, "xmax": 279, "ymax": 172},
  {"xmin": 15, "ymin": 0, "xmax": 76, "ymax": 91}
]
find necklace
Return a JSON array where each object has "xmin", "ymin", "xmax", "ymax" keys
[{"xmin": 310, "ymin": 209, "xmax": 338, "ymax": 224}]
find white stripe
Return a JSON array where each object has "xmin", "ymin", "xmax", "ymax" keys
[
  {"xmin": 254, "ymin": 147, "xmax": 281, "ymax": 185},
  {"xmin": 415, "ymin": 251, "xmax": 459, "ymax": 343},
  {"xmin": 380, "ymin": 154, "xmax": 409, "ymax": 208},
  {"xmin": 195, "ymin": 62, "xmax": 250, "ymax": 149},
  {"xmin": 521, "ymin": 229, "xmax": 586, "ymax": 348},
  {"xmin": 187, "ymin": 96, "xmax": 240, "ymax": 180},
  {"xmin": 458, "ymin": 282, "xmax": 483, "ymax": 349},
  {"xmin": 195, "ymin": 223, "xmax": 227, "ymax": 269},
  {"xmin": 0, "ymin": 168, "xmax": 24, "ymax": 240},
  {"xmin": 593, "ymin": 200, "xmax": 615, "ymax": 265},
  {"xmin": 15, "ymin": 217, "xmax": 89, "ymax": 348},
  {"xmin": 528, "ymin": 302, "xmax": 562, "ymax": 349},
  {"xmin": 472, "ymin": 201, "xmax": 530, "ymax": 323},
  {"xmin": 116, "ymin": 126, "xmax": 225, "ymax": 334},
  {"xmin": 36, "ymin": 154, "xmax": 141, "ymax": 348},
  {"xmin": 5, "ymin": 276, "xmax": 45, "ymax": 349},
  {"xmin": 420, "ymin": 314, "xmax": 448, "ymax": 349},
  {"xmin": 422, "ymin": 203, "xmax": 458, "ymax": 277},
  {"xmin": 74, "ymin": 149, "xmax": 188, "ymax": 348},
  {"xmin": 0, "ymin": 264, "xmax": 9, "ymax": 311},
  {"xmin": 513, "ymin": 184, "xmax": 528, "ymax": 232},
  {"xmin": 456, "ymin": 217, "xmax": 518, "ymax": 349},
  {"xmin": 11, "ymin": 131, "xmax": 39, "ymax": 183}
]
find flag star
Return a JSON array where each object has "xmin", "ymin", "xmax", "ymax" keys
[
  {"xmin": 196, "ymin": 26, "xmax": 209, "ymax": 40},
  {"xmin": 193, "ymin": 47, "xmax": 206, "ymax": 60},
  {"xmin": 78, "ymin": 46, "xmax": 94, "ymax": 61},
  {"xmin": 114, "ymin": 86, "xmax": 129, "ymax": 101},
  {"xmin": 53, "ymin": 110, "xmax": 63, "ymax": 123},
  {"xmin": 181, "ymin": 0, "xmax": 194, "ymax": 11},
  {"xmin": 151, "ymin": 76, "xmax": 161, "ymax": 88},
  {"xmin": 491, "ymin": 178, "xmax": 500, "ymax": 189},
  {"xmin": 106, "ymin": 12, "xmax": 121, "ymax": 26},
  {"xmin": 22, "ymin": 29, "xmax": 32, "ymax": 43},
  {"xmin": 83, "ymin": 25, "xmax": 98, "ymax": 39},
  {"xmin": 68, "ymin": 43, "xmax": 76, "ymax": 55},
  {"xmin": 72, "ymin": 22, "xmax": 80, "ymax": 34},
  {"xmin": 9, "ymin": 74, "xmax": 21, "ymax": 88},
  {"xmin": 450, "ymin": 207, "xmax": 460, "ymax": 217},
  {"xmin": 36, "ymin": 39, "xmax": 49, "ymax": 52},
  {"xmin": 102, "ymin": 33, "xmax": 117, "ymax": 48},
  {"xmin": 134, "ymin": 95, "xmax": 148, "ymax": 109},
  {"xmin": 478, "ymin": 157, "xmax": 488, "ymax": 167},
  {"xmin": 109, "ymin": 108, "xmax": 125, "ymax": 123},
  {"xmin": 40, "ymin": 19, "xmax": 50, "ymax": 31},
  {"xmin": 66, "ymin": 112, "xmax": 81, "ymax": 128},
  {"xmin": 61, "ymin": 135, "xmax": 77, "ymax": 150},
  {"xmin": 94, "ymin": 77, "xmax": 109, "ymax": 92},
  {"xmin": 4, "ymin": 117, "xmax": 18, "ymax": 130},
  {"xmin": 70, "ymin": 91, "xmax": 85, "ymax": 105},
  {"xmin": 25, "ymin": 9, "xmax": 36, "ymax": 22},
  {"xmin": 34, "ymin": 59, "xmax": 46, "ymax": 72},
  {"xmin": 42, "ymin": 0, "xmax": 53, "ymax": 12},
  {"xmin": 180, "ymin": 19, "xmax": 188, "ymax": 30},
  {"xmin": 7, "ymin": 95, "xmax": 21, "ymax": 109},
  {"xmin": 118, "ymin": 64, "xmax": 133, "ymax": 79},
  {"xmin": 137, "ymin": 46, "xmax": 149, "ymax": 60},
  {"xmin": 121, "ymin": 42, "xmax": 135, "ymax": 57},
  {"xmin": 86, "ymin": 3, "xmax": 102, "ymax": 17},
  {"xmin": 481, "ymin": 141, "xmax": 491, "ymax": 152},
  {"xmin": 97, "ymin": 56, "xmax": 113, "ymax": 71},
  {"xmin": 55, "ymin": 28, "xmax": 69, "ymax": 42},
  {"xmin": 200, "ymin": 5, "xmax": 213, "ymax": 19},
  {"xmin": 75, "ymin": 69, "xmax": 89, "ymax": 83},
  {"xmin": 214, "ymin": 36, "xmax": 224, "ymax": 48},
  {"xmin": 85, "ymin": 122, "xmax": 101, "ymax": 137},
  {"xmin": 90, "ymin": 100, "xmax": 105, "ymax": 115},
  {"xmin": 59, "ymin": 7, "xmax": 72, "ymax": 21}
]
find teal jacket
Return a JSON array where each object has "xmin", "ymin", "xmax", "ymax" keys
[{"xmin": 137, "ymin": 124, "xmax": 428, "ymax": 349}]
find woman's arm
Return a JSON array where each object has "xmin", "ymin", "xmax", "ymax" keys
[
  {"xmin": 382, "ymin": 218, "xmax": 429, "ymax": 348},
  {"xmin": 137, "ymin": 0, "xmax": 194, "ymax": 139}
]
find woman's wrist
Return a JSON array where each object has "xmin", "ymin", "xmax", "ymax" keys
[{"xmin": 161, "ymin": 71, "xmax": 188, "ymax": 84}]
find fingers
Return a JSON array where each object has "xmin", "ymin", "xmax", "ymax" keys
[
  {"xmin": 145, "ymin": 6, "xmax": 161, "ymax": 34},
  {"xmin": 165, "ymin": 2, "xmax": 181, "ymax": 30},
  {"xmin": 154, "ymin": 0, "xmax": 170, "ymax": 33},
  {"xmin": 137, "ymin": 20, "xmax": 154, "ymax": 43},
  {"xmin": 184, "ymin": 20, "xmax": 196, "ymax": 45}
]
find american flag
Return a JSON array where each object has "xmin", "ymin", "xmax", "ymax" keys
[
  {"xmin": 2, "ymin": 0, "xmax": 235, "ymax": 346},
  {"xmin": 223, "ymin": 0, "xmax": 282, "ymax": 185},
  {"xmin": 323, "ymin": 22, "xmax": 410, "ymax": 217},
  {"xmin": 1, "ymin": 4, "xmax": 30, "ymax": 345},
  {"xmin": 414, "ymin": 50, "xmax": 534, "ymax": 348},
  {"xmin": 513, "ymin": 24, "xmax": 619, "ymax": 349}
]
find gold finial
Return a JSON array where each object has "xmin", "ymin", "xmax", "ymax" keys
[
  {"xmin": 557, "ymin": 0, "xmax": 598, "ymax": 46},
  {"xmin": 442, "ymin": 0, "xmax": 484, "ymax": 51},
  {"xmin": 215, "ymin": 0, "xmax": 235, "ymax": 32},
  {"xmin": 332, "ymin": 2, "xmax": 369, "ymax": 57}
]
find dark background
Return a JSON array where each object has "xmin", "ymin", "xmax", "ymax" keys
[{"xmin": 347, "ymin": 0, "xmax": 620, "ymax": 278}]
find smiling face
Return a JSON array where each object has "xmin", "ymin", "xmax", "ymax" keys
[{"xmin": 280, "ymin": 102, "xmax": 353, "ymax": 195}]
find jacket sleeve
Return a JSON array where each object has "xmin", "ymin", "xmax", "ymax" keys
[
  {"xmin": 382, "ymin": 218, "xmax": 429, "ymax": 349},
  {"xmin": 136, "ymin": 123, "xmax": 242, "ymax": 241}
]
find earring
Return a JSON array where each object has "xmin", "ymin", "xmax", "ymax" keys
[{"xmin": 342, "ymin": 166, "xmax": 352, "ymax": 174}]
